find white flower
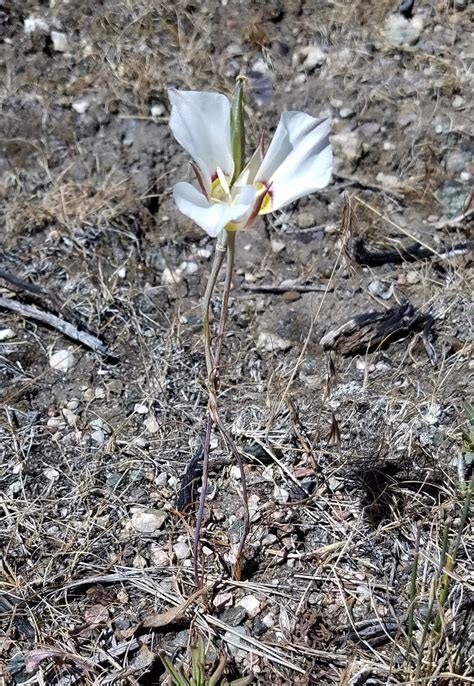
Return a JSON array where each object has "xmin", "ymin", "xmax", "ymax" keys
[{"xmin": 169, "ymin": 88, "xmax": 332, "ymax": 237}]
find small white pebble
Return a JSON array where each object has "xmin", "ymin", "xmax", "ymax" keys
[
  {"xmin": 356, "ymin": 359, "xmax": 376, "ymax": 372},
  {"xmin": 144, "ymin": 414, "xmax": 159, "ymax": 433},
  {"xmin": 213, "ymin": 592, "xmax": 233, "ymax": 608},
  {"xmin": 339, "ymin": 107, "xmax": 354, "ymax": 118},
  {"xmin": 44, "ymin": 468, "xmax": 59, "ymax": 480},
  {"xmin": 24, "ymin": 16, "xmax": 49, "ymax": 34},
  {"xmin": 180, "ymin": 261, "xmax": 198, "ymax": 275},
  {"xmin": 90, "ymin": 429, "xmax": 105, "ymax": 444},
  {"xmin": 62, "ymin": 408, "xmax": 77, "ymax": 427},
  {"xmin": 150, "ymin": 103, "xmax": 165, "ymax": 117},
  {"xmin": 196, "ymin": 248, "xmax": 212, "ymax": 259},
  {"xmin": 131, "ymin": 508, "xmax": 167, "ymax": 533},
  {"xmin": 47, "ymin": 416, "xmax": 63, "ymax": 428},
  {"xmin": 230, "ymin": 465, "xmax": 242, "ymax": 480},
  {"xmin": 155, "ymin": 472, "xmax": 168, "ymax": 487},
  {"xmin": 173, "ymin": 541, "xmax": 191, "ymax": 560},
  {"xmin": 134, "ymin": 403, "xmax": 149, "ymax": 415},
  {"xmin": 50, "ymin": 31, "xmax": 69, "ymax": 52},
  {"xmin": 150, "ymin": 544, "xmax": 171, "ymax": 566},
  {"xmin": 72, "ymin": 99, "xmax": 89, "ymax": 114},
  {"xmin": 133, "ymin": 553, "xmax": 147, "ymax": 569},
  {"xmin": 0, "ymin": 328, "xmax": 16, "ymax": 341},
  {"xmin": 262, "ymin": 612, "xmax": 275, "ymax": 629},
  {"xmin": 238, "ymin": 595, "xmax": 261, "ymax": 618},
  {"xmin": 161, "ymin": 267, "xmax": 182, "ymax": 285},
  {"xmin": 271, "ymin": 239, "xmax": 285, "ymax": 254},
  {"xmin": 49, "ymin": 349, "xmax": 75, "ymax": 372}
]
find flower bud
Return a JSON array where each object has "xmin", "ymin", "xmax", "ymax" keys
[{"xmin": 230, "ymin": 76, "xmax": 246, "ymax": 182}]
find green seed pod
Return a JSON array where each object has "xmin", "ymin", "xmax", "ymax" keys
[{"xmin": 230, "ymin": 76, "xmax": 246, "ymax": 183}]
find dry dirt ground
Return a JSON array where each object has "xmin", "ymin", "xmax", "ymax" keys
[{"xmin": 1, "ymin": 0, "xmax": 473, "ymax": 684}]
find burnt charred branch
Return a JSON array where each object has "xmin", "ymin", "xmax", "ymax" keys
[
  {"xmin": 176, "ymin": 445, "xmax": 204, "ymax": 512},
  {"xmin": 347, "ymin": 238, "xmax": 469, "ymax": 267},
  {"xmin": 320, "ymin": 300, "xmax": 434, "ymax": 357}
]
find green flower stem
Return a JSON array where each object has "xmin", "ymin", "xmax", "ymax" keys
[
  {"xmin": 202, "ymin": 233, "xmax": 228, "ymax": 379},
  {"xmin": 213, "ymin": 230, "xmax": 235, "ymax": 375},
  {"xmin": 209, "ymin": 230, "xmax": 250, "ymax": 581},
  {"xmin": 193, "ymin": 414, "xmax": 213, "ymax": 589},
  {"xmin": 194, "ymin": 230, "xmax": 250, "ymax": 587},
  {"xmin": 194, "ymin": 234, "xmax": 227, "ymax": 589}
]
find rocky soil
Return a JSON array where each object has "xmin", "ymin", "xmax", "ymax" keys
[{"xmin": 1, "ymin": 0, "xmax": 472, "ymax": 684}]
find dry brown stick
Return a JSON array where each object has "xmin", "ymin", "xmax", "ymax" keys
[
  {"xmin": 0, "ymin": 297, "xmax": 112, "ymax": 357},
  {"xmin": 0, "ymin": 266, "xmax": 82, "ymax": 327},
  {"xmin": 333, "ymin": 173, "xmax": 405, "ymax": 202},
  {"xmin": 434, "ymin": 206, "xmax": 474, "ymax": 229},
  {"xmin": 241, "ymin": 283, "xmax": 332, "ymax": 294}
]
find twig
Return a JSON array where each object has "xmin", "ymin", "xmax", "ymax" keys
[
  {"xmin": 241, "ymin": 282, "xmax": 331, "ymax": 294},
  {"xmin": 347, "ymin": 237, "xmax": 469, "ymax": 267},
  {"xmin": 353, "ymin": 195, "xmax": 444, "ymax": 259},
  {"xmin": 0, "ymin": 297, "xmax": 112, "ymax": 357},
  {"xmin": 0, "ymin": 266, "xmax": 98, "ymax": 333},
  {"xmin": 333, "ymin": 173, "xmax": 405, "ymax": 202},
  {"xmin": 434, "ymin": 207, "xmax": 474, "ymax": 229}
]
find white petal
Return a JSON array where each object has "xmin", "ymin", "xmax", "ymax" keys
[
  {"xmin": 230, "ymin": 184, "xmax": 259, "ymax": 229},
  {"xmin": 173, "ymin": 182, "xmax": 256, "ymax": 237},
  {"xmin": 255, "ymin": 112, "xmax": 317, "ymax": 181},
  {"xmin": 268, "ymin": 143, "xmax": 332, "ymax": 211},
  {"xmin": 169, "ymin": 89, "xmax": 234, "ymax": 194},
  {"xmin": 257, "ymin": 114, "xmax": 332, "ymax": 211}
]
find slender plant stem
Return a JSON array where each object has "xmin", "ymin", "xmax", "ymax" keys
[
  {"xmin": 193, "ymin": 230, "xmax": 250, "ymax": 586},
  {"xmin": 211, "ymin": 231, "xmax": 250, "ymax": 579},
  {"xmin": 213, "ymin": 230, "xmax": 235, "ymax": 374},
  {"xmin": 193, "ymin": 233, "xmax": 227, "ymax": 589},
  {"xmin": 202, "ymin": 234, "xmax": 228, "ymax": 377},
  {"xmin": 193, "ymin": 414, "xmax": 213, "ymax": 588}
]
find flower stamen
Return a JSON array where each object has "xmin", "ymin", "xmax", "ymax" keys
[
  {"xmin": 216, "ymin": 166, "xmax": 231, "ymax": 197},
  {"xmin": 254, "ymin": 182, "xmax": 272, "ymax": 214}
]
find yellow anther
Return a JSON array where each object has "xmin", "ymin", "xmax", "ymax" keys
[
  {"xmin": 216, "ymin": 166, "xmax": 230, "ymax": 196},
  {"xmin": 254, "ymin": 182, "xmax": 272, "ymax": 214}
]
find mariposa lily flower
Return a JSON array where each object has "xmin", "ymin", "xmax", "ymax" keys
[{"xmin": 169, "ymin": 88, "xmax": 332, "ymax": 237}]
